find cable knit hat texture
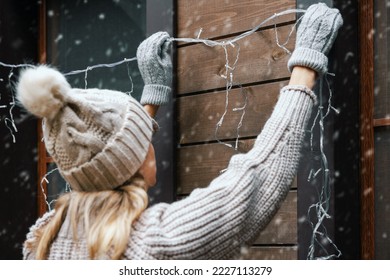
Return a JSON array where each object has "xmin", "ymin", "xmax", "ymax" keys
[{"xmin": 17, "ymin": 65, "xmax": 154, "ymax": 192}]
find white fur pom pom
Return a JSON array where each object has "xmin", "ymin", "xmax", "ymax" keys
[{"xmin": 17, "ymin": 65, "xmax": 71, "ymax": 119}]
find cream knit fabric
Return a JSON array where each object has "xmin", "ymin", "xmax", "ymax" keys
[
  {"xmin": 17, "ymin": 66, "xmax": 154, "ymax": 192},
  {"xmin": 23, "ymin": 85, "xmax": 316, "ymax": 259}
]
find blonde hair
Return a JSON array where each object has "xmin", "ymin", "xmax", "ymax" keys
[{"xmin": 27, "ymin": 177, "xmax": 148, "ymax": 259}]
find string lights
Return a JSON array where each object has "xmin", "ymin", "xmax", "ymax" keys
[
  {"xmin": 0, "ymin": 8, "xmax": 341, "ymax": 259},
  {"xmin": 40, "ymin": 167, "xmax": 60, "ymax": 211},
  {"xmin": 306, "ymin": 75, "xmax": 342, "ymax": 260}
]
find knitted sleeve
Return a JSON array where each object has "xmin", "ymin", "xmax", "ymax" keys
[
  {"xmin": 126, "ymin": 85, "xmax": 316, "ymax": 259},
  {"xmin": 23, "ymin": 210, "xmax": 56, "ymax": 260}
]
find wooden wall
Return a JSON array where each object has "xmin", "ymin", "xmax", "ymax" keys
[{"xmin": 176, "ymin": 0, "xmax": 297, "ymax": 259}]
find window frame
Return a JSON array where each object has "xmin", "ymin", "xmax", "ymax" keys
[{"xmin": 359, "ymin": 0, "xmax": 375, "ymax": 260}]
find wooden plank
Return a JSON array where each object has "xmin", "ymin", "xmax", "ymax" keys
[
  {"xmin": 373, "ymin": 0, "xmax": 389, "ymax": 119},
  {"xmin": 177, "ymin": 0, "xmax": 295, "ymax": 40},
  {"xmin": 374, "ymin": 118, "xmax": 390, "ymax": 127},
  {"xmin": 238, "ymin": 246, "xmax": 297, "ymax": 260},
  {"xmin": 359, "ymin": 0, "xmax": 375, "ymax": 260},
  {"xmin": 39, "ymin": 0, "xmax": 46, "ymax": 63},
  {"xmin": 177, "ymin": 24, "xmax": 294, "ymax": 94},
  {"xmin": 177, "ymin": 140, "xmax": 297, "ymax": 194},
  {"xmin": 177, "ymin": 139, "xmax": 253, "ymax": 194},
  {"xmin": 177, "ymin": 81, "xmax": 286, "ymax": 144},
  {"xmin": 254, "ymin": 191, "xmax": 297, "ymax": 245}
]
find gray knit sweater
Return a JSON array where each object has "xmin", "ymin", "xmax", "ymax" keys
[{"xmin": 23, "ymin": 85, "xmax": 315, "ymax": 260}]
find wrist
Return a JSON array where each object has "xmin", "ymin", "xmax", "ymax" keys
[
  {"xmin": 143, "ymin": 104, "xmax": 159, "ymax": 118},
  {"xmin": 289, "ymin": 66, "xmax": 317, "ymax": 90}
]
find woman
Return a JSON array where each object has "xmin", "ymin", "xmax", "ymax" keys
[{"xmin": 19, "ymin": 3, "xmax": 342, "ymax": 259}]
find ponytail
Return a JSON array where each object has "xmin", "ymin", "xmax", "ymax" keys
[{"xmin": 29, "ymin": 177, "xmax": 148, "ymax": 259}]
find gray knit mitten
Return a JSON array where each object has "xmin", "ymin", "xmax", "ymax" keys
[
  {"xmin": 288, "ymin": 3, "xmax": 343, "ymax": 75},
  {"xmin": 137, "ymin": 31, "xmax": 172, "ymax": 106}
]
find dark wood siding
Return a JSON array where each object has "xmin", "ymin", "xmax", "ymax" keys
[{"xmin": 176, "ymin": 0, "xmax": 297, "ymax": 259}]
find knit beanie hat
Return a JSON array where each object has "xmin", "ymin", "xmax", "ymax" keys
[{"xmin": 17, "ymin": 65, "xmax": 155, "ymax": 192}]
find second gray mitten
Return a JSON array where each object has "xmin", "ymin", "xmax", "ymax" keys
[
  {"xmin": 137, "ymin": 31, "xmax": 172, "ymax": 106},
  {"xmin": 288, "ymin": 3, "xmax": 343, "ymax": 76}
]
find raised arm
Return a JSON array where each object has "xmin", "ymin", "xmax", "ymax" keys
[{"xmin": 127, "ymin": 4, "xmax": 343, "ymax": 260}]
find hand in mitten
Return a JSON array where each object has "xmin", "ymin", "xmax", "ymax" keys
[
  {"xmin": 288, "ymin": 3, "xmax": 343, "ymax": 76},
  {"xmin": 137, "ymin": 31, "xmax": 172, "ymax": 106}
]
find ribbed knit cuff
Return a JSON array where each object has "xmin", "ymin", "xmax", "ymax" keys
[
  {"xmin": 287, "ymin": 47, "xmax": 328, "ymax": 76},
  {"xmin": 140, "ymin": 84, "xmax": 171, "ymax": 106},
  {"xmin": 281, "ymin": 85, "xmax": 317, "ymax": 104}
]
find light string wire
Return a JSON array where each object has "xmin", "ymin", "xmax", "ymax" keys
[
  {"xmin": 0, "ymin": 8, "xmax": 339, "ymax": 259},
  {"xmin": 0, "ymin": 9, "xmax": 305, "ymax": 144},
  {"xmin": 40, "ymin": 167, "xmax": 72, "ymax": 211},
  {"xmin": 169, "ymin": 9, "xmax": 306, "ymax": 46},
  {"xmin": 306, "ymin": 74, "xmax": 341, "ymax": 260},
  {"xmin": 169, "ymin": 9, "xmax": 305, "ymax": 149},
  {"xmin": 39, "ymin": 167, "xmax": 59, "ymax": 211},
  {"xmin": 4, "ymin": 68, "xmax": 18, "ymax": 143}
]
